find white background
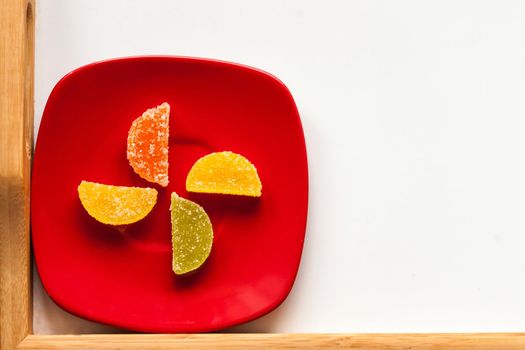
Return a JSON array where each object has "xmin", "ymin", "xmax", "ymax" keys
[{"xmin": 34, "ymin": 0, "xmax": 525, "ymax": 334}]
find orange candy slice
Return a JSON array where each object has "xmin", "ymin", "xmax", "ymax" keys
[
  {"xmin": 170, "ymin": 192, "xmax": 213, "ymax": 275},
  {"xmin": 127, "ymin": 103, "xmax": 170, "ymax": 187},
  {"xmin": 186, "ymin": 151, "xmax": 262, "ymax": 197},
  {"xmin": 78, "ymin": 181, "xmax": 157, "ymax": 225}
]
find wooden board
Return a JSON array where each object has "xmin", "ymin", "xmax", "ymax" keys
[
  {"xmin": 1, "ymin": 0, "xmax": 525, "ymax": 348},
  {"xmin": 0, "ymin": 0, "xmax": 34, "ymax": 349},
  {"xmin": 14, "ymin": 334, "xmax": 525, "ymax": 350}
]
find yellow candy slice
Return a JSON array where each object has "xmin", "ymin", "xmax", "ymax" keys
[
  {"xmin": 186, "ymin": 151, "xmax": 262, "ymax": 197},
  {"xmin": 78, "ymin": 181, "xmax": 157, "ymax": 225},
  {"xmin": 170, "ymin": 192, "xmax": 213, "ymax": 275},
  {"xmin": 127, "ymin": 102, "xmax": 170, "ymax": 187}
]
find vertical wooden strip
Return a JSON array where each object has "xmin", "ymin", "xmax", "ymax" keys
[{"xmin": 0, "ymin": 0, "xmax": 35, "ymax": 348}]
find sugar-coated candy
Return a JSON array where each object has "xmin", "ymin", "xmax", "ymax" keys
[
  {"xmin": 170, "ymin": 192, "xmax": 213, "ymax": 275},
  {"xmin": 78, "ymin": 181, "xmax": 157, "ymax": 225},
  {"xmin": 186, "ymin": 151, "xmax": 262, "ymax": 197},
  {"xmin": 127, "ymin": 102, "xmax": 170, "ymax": 187}
]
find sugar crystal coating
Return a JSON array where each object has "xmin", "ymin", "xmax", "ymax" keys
[
  {"xmin": 170, "ymin": 192, "xmax": 213, "ymax": 275},
  {"xmin": 78, "ymin": 181, "xmax": 157, "ymax": 225},
  {"xmin": 186, "ymin": 151, "xmax": 262, "ymax": 197},
  {"xmin": 127, "ymin": 102, "xmax": 170, "ymax": 187}
]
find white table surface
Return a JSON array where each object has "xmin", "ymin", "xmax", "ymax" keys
[{"xmin": 34, "ymin": 0, "xmax": 525, "ymax": 334}]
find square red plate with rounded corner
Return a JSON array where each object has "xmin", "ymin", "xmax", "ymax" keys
[{"xmin": 31, "ymin": 56, "xmax": 308, "ymax": 333}]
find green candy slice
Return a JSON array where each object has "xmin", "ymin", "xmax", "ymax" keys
[{"xmin": 170, "ymin": 192, "xmax": 213, "ymax": 275}]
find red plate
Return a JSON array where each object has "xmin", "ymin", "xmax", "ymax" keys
[{"xmin": 31, "ymin": 56, "xmax": 308, "ymax": 332}]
